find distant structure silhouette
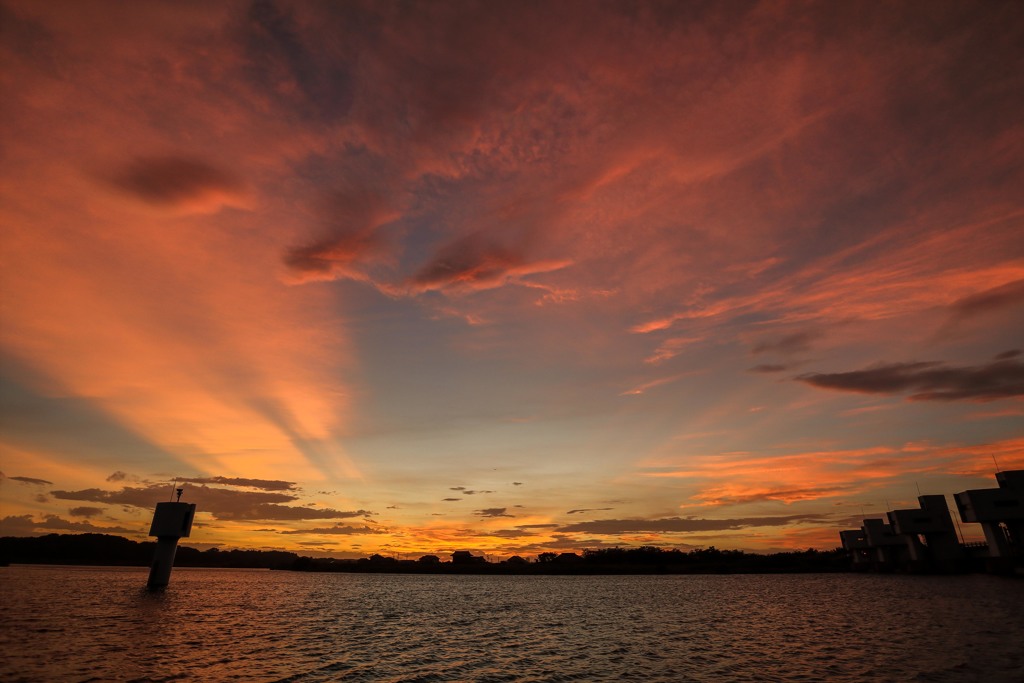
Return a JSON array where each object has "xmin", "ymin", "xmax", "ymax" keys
[
  {"xmin": 954, "ymin": 470, "xmax": 1024, "ymax": 560},
  {"xmin": 147, "ymin": 490, "xmax": 196, "ymax": 589},
  {"xmin": 840, "ymin": 470, "xmax": 1023, "ymax": 574},
  {"xmin": 450, "ymin": 550, "xmax": 485, "ymax": 565}
]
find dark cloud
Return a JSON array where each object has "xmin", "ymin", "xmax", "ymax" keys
[
  {"xmin": 410, "ymin": 233, "xmax": 567, "ymax": 294},
  {"xmin": 180, "ymin": 476, "xmax": 297, "ymax": 491},
  {"xmin": 0, "ymin": 515, "xmax": 40, "ymax": 535},
  {"xmin": 752, "ymin": 331, "xmax": 821, "ymax": 356},
  {"xmin": 413, "ymin": 234, "xmax": 523, "ymax": 290},
  {"xmin": 949, "ymin": 279, "xmax": 1024, "ymax": 321},
  {"xmin": 243, "ymin": 0, "xmax": 355, "ymax": 122},
  {"xmin": 279, "ymin": 524, "xmax": 385, "ymax": 535},
  {"xmin": 284, "ymin": 231, "xmax": 381, "ymax": 279},
  {"xmin": 797, "ymin": 357, "xmax": 1024, "ymax": 401},
  {"xmin": 211, "ymin": 503, "xmax": 372, "ymax": 522},
  {"xmin": 566, "ymin": 507, "xmax": 613, "ymax": 515},
  {"xmin": 442, "ymin": 497, "xmax": 462, "ymax": 502},
  {"xmin": 283, "ymin": 188, "xmax": 395, "ymax": 283},
  {"xmin": 106, "ymin": 471, "xmax": 127, "ymax": 482},
  {"xmin": 463, "ymin": 490, "xmax": 494, "ymax": 495},
  {"xmin": 475, "ymin": 507, "xmax": 514, "ymax": 518},
  {"xmin": 0, "ymin": 514, "xmax": 137, "ymax": 536},
  {"xmin": 8, "ymin": 476, "xmax": 53, "ymax": 486},
  {"xmin": 50, "ymin": 484, "xmax": 371, "ymax": 521},
  {"xmin": 557, "ymin": 514, "xmax": 829, "ymax": 534},
  {"xmin": 512, "ymin": 482, "xmax": 523, "ymax": 486},
  {"xmin": 34, "ymin": 494, "xmax": 49, "ymax": 504},
  {"xmin": 68, "ymin": 506, "xmax": 105, "ymax": 518},
  {"xmin": 483, "ymin": 528, "xmax": 539, "ymax": 539},
  {"xmin": 995, "ymin": 349, "xmax": 1021, "ymax": 360},
  {"xmin": 450, "ymin": 486, "xmax": 466, "ymax": 491},
  {"xmin": 748, "ymin": 364, "xmax": 791, "ymax": 374},
  {"xmin": 112, "ymin": 156, "xmax": 240, "ymax": 206},
  {"xmin": 516, "ymin": 523, "xmax": 560, "ymax": 529},
  {"xmin": 0, "ymin": 3, "xmax": 59, "ymax": 73}
]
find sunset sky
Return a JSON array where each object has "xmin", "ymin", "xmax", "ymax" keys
[{"xmin": 2, "ymin": 0, "xmax": 1022, "ymax": 559}]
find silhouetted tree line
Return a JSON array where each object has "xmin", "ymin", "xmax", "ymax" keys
[
  {"xmin": 0, "ymin": 534, "xmax": 300, "ymax": 569},
  {"xmin": 1, "ymin": 534, "xmax": 848, "ymax": 574},
  {"xmin": 288, "ymin": 545, "xmax": 848, "ymax": 574}
]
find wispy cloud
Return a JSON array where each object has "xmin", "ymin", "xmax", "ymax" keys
[
  {"xmin": 566, "ymin": 508, "xmax": 614, "ymax": 515},
  {"xmin": 410, "ymin": 233, "xmax": 571, "ymax": 295},
  {"xmin": 748, "ymin": 364, "xmax": 792, "ymax": 374},
  {"xmin": 621, "ymin": 372, "xmax": 697, "ymax": 396},
  {"xmin": 643, "ymin": 336, "xmax": 703, "ymax": 365},
  {"xmin": 645, "ymin": 437, "xmax": 1024, "ymax": 508},
  {"xmin": 5, "ymin": 476, "xmax": 53, "ymax": 486},
  {"xmin": 279, "ymin": 524, "xmax": 385, "ymax": 535},
  {"xmin": 180, "ymin": 476, "xmax": 298, "ymax": 492},
  {"xmin": 558, "ymin": 514, "xmax": 829, "ymax": 535}
]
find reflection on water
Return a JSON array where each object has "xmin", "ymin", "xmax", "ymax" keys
[{"xmin": 1, "ymin": 566, "xmax": 1023, "ymax": 682}]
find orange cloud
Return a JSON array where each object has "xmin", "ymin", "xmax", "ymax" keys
[{"xmin": 645, "ymin": 438, "xmax": 1024, "ymax": 508}]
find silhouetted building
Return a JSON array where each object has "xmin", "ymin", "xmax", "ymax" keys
[
  {"xmin": 886, "ymin": 495, "xmax": 963, "ymax": 570},
  {"xmin": 955, "ymin": 470, "xmax": 1024, "ymax": 559},
  {"xmin": 451, "ymin": 550, "xmax": 485, "ymax": 565},
  {"xmin": 839, "ymin": 472, "xmax": 1024, "ymax": 574},
  {"xmin": 861, "ymin": 518, "xmax": 909, "ymax": 569},
  {"xmin": 838, "ymin": 529, "xmax": 870, "ymax": 569}
]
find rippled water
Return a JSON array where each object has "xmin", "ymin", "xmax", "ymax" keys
[{"xmin": 2, "ymin": 566, "xmax": 1023, "ymax": 682}]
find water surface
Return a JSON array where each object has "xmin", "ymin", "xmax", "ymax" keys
[{"xmin": 2, "ymin": 566, "xmax": 1022, "ymax": 682}]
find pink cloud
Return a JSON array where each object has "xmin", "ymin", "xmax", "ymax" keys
[{"xmin": 645, "ymin": 438, "xmax": 1024, "ymax": 508}]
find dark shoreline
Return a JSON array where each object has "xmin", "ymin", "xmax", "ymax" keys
[{"xmin": 2, "ymin": 533, "xmax": 851, "ymax": 575}]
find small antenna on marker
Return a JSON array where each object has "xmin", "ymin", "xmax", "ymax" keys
[
  {"xmin": 915, "ymin": 482, "xmax": 922, "ymax": 496},
  {"xmin": 992, "ymin": 453, "xmax": 1001, "ymax": 473},
  {"xmin": 168, "ymin": 479, "xmax": 177, "ymax": 502}
]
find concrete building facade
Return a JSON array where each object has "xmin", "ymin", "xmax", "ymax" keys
[{"xmin": 839, "ymin": 471, "xmax": 1024, "ymax": 574}]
